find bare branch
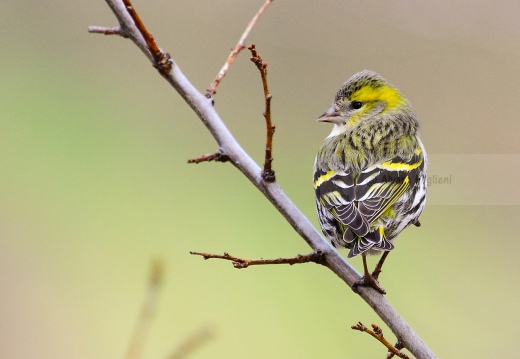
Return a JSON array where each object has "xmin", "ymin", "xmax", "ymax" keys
[
  {"xmin": 90, "ymin": 2, "xmax": 437, "ymax": 358},
  {"xmin": 248, "ymin": 44, "xmax": 276, "ymax": 182},
  {"xmin": 352, "ymin": 322, "xmax": 412, "ymax": 359},
  {"xmin": 206, "ymin": 0, "xmax": 274, "ymax": 97},
  {"xmin": 190, "ymin": 251, "xmax": 324, "ymax": 268}
]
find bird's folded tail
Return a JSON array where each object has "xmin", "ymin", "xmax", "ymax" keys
[{"xmin": 347, "ymin": 226, "xmax": 394, "ymax": 258}]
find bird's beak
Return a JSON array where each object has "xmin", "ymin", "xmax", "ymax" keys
[{"xmin": 317, "ymin": 106, "xmax": 344, "ymax": 125}]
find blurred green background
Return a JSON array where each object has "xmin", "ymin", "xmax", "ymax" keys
[{"xmin": 2, "ymin": 1, "xmax": 520, "ymax": 358}]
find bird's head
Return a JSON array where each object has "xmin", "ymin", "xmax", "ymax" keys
[{"xmin": 318, "ymin": 70, "xmax": 411, "ymax": 137}]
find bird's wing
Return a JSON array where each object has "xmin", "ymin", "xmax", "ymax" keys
[
  {"xmin": 314, "ymin": 149, "xmax": 424, "ymax": 246},
  {"xmin": 314, "ymin": 168, "xmax": 371, "ymax": 238}
]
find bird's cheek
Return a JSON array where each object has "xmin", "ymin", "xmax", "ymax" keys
[{"xmin": 346, "ymin": 114, "xmax": 363, "ymax": 127}]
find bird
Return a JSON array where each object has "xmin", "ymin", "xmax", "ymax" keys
[{"xmin": 313, "ymin": 70, "xmax": 427, "ymax": 294}]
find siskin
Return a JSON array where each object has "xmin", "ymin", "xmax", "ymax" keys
[{"xmin": 313, "ymin": 70, "xmax": 427, "ymax": 294}]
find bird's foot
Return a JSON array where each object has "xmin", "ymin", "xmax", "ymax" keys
[
  {"xmin": 371, "ymin": 269, "xmax": 382, "ymax": 281},
  {"xmin": 352, "ymin": 274, "xmax": 386, "ymax": 295}
]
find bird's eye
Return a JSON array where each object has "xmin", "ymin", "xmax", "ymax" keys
[{"xmin": 351, "ymin": 101, "xmax": 363, "ymax": 109}]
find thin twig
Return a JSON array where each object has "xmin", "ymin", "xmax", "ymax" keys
[
  {"xmin": 187, "ymin": 149, "xmax": 229, "ymax": 164},
  {"xmin": 190, "ymin": 251, "xmax": 324, "ymax": 268},
  {"xmin": 88, "ymin": 26, "xmax": 122, "ymax": 35},
  {"xmin": 387, "ymin": 341, "xmax": 407, "ymax": 359},
  {"xmin": 351, "ymin": 322, "xmax": 413, "ymax": 359},
  {"xmin": 125, "ymin": 259, "xmax": 165, "ymax": 359},
  {"xmin": 120, "ymin": 0, "xmax": 158, "ymax": 58},
  {"xmin": 90, "ymin": 2, "xmax": 437, "ymax": 358},
  {"xmin": 206, "ymin": 0, "xmax": 273, "ymax": 97},
  {"xmin": 248, "ymin": 44, "xmax": 276, "ymax": 182},
  {"xmin": 120, "ymin": 0, "xmax": 172, "ymax": 73}
]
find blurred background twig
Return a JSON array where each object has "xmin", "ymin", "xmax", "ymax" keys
[{"xmin": 125, "ymin": 260, "xmax": 164, "ymax": 359}]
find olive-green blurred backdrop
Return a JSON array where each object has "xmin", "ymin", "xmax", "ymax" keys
[{"xmin": 2, "ymin": 1, "xmax": 520, "ymax": 358}]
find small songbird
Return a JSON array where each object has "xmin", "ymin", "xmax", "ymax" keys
[{"xmin": 313, "ymin": 70, "xmax": 427, "ymax": 294}]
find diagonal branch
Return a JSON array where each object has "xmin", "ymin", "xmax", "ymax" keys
[{"xmin": 90, "ymin": 2, "xmax": 437, "ymax": 358}]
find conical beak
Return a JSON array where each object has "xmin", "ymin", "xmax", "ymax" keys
[{"xmin": 317, "ymin": 106, "xmax": 344, "ymax": 124}]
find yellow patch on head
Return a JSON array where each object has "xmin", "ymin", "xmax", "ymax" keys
[
  {"xmin": 347, "ymin": 115, "xmax": 361, "ymax": 127},
  {"xmin": 352, "ymin": 85, "xmax": 402, "ymax": 110}
]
